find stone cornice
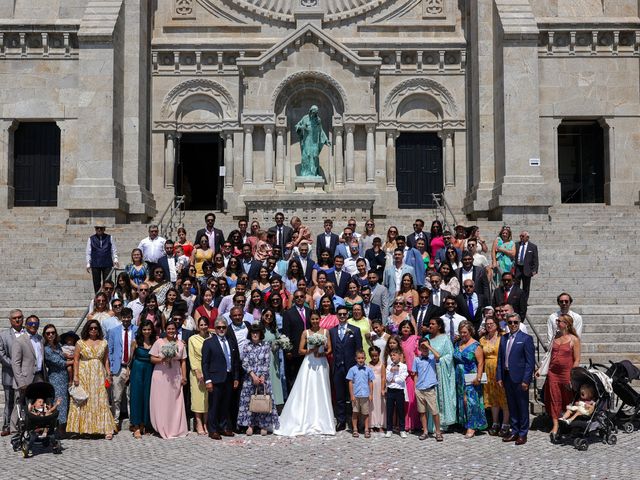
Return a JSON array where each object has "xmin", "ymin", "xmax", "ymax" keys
[
  {"xmin": 78, "ymin": 0, "xmax": 124, "ymax": 41},
  {"xmin": 495, "ymin": 0, "xmax": 538, "ymax": 40}
]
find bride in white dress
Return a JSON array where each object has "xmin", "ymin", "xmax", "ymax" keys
[{"xmin": 275, "ymin": 311, "xmax": 336, "ymax": 436}]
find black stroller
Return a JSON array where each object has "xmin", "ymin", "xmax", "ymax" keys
[
  {"xmin": 605, "ymin": 360, "xmax": 640, "ymax": 433},
  {"xmin": 559, "ymin": 367, "xmax": 617, "ymax": 451},
  {"xmin": 15, "ymin": 382, "xmax": 62, "ymax": 457}
]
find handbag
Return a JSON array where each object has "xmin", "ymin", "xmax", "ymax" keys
[
  {"xmin": 68, "ymin": 384, "xmax": 89, "ymax": 404},
  {"xmin": 464, "ymin": 372, "xmax": 488, "ymax": 386},
  {"xmin": 537, "ymin": 347, "xmax": 553, "ymax": 376},
  {"xmin": 249, "ymin": 384, "xmax": 272, "ymax": 414}
]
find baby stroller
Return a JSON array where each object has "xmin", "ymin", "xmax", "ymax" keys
[
  {"xmin": 559, "ymin": 367, "xmax": 617, "ymax": 451},
  {"xmin": 15, "ymin": 382, "xmax": 62, "ymax": 457},
  {"xmin": 604, "ymin": 360, "xmax": 640, "ymax": 433}
]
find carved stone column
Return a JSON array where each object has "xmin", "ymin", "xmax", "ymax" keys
[
  {"xmin": 275, "ymin": 127, "xmax": 285, "ymax": 187},
  {"xmin": 0, "ymin": 120, "xmax": 16, "ymax": 207},
  {"xmin": 243, "ymin": 125, "xmax": 253, "ymax": 184},
  {"xmin": 164, "ymin": 132, "xmax": 177, "ymax": 188},
  {"xmin": 438, "ymin": 130, "xmax": 454, "ymax": 186},
  {"xmin": 366, "ymin": 124, "xmax": 375, "ymax": 183},
  {"xmin": 345, "ymin": 124, "xmax": 355, "ymax": 183},
  {"xmin": 334, "ymin": 127, "xmax": 344, "ymax": 186},
  {"xmin": 223, "ymin": 131, "xmax": 234, "ymax": 187},
  {"xmin": 385, "ymin": 130, "xmax": 398, "ymax": 187},
  {"xmin": 264, "ymin": 125, "xmax": 274, "ymax": 184}
]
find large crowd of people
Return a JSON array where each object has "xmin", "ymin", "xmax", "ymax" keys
[{"xmin": 1, "ymin": 212, "xmax": 587, "ymax": 447}]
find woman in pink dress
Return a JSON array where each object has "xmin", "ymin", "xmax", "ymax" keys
[
  {"xmin": 428, "ymin": 220, "xmax": 444, "ymax": 267},
  {"xmin": 318, "ymin": 295, "xmax": 339, "ymax": 330},
  {"xmin": 149, "ymin": 321, "xmax": 188, "ymax": 439},
  {"xmin": 399, "ymin": 319, "xmax": 421, "ymax": 432}
]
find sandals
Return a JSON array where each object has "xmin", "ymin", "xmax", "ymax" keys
[
  {"xmin": 352, "ymin": 431, "xmax": 359, "ymax": 438},
  {"xmin": 419, "ymin": 433, "xmax": 428, "ymax": 441},
  {"xmin": 435, "ymin": 433, "xmax": 444, "ymax": 442},
  {"xmin": 133, "ymin": 430, "xmax": 142, "ymax": 439},
  {"xmin": 105, "ymin": 433, "xmax": 113, "ymax": 440},
  {"xmin": 364, "ymin": 430, "xmax": 371, "ymax": 439}
]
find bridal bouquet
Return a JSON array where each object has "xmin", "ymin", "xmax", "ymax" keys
[
  {"xmin": 275, "ymin": 334, "xmax": 293, "ymax": 352},
  {"xmin": 161, "ymin": 341, "xmax": 178, "ymax": 360},
  {"xmin": 307, "ymin": 332, "xmax": 326, "ymax": 348}
]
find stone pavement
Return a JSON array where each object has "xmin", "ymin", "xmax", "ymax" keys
[{"xmin": 2, "ymin": 426, "xmax": 638, "ymax": 480}]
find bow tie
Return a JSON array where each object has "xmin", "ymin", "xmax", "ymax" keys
[{"xmin": 357, "ymin": 365, "xmax": 366, "ymax": 370}]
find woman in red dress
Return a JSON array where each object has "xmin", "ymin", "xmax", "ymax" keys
[{"xmin": 193, "ymin": 288, "xmax": 218, "ymax": 332}]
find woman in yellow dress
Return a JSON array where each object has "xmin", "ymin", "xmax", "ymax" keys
[
  {"xmin": 66, "ymin": 319, "xmax": 116, "ymax": 439},
  {"xmin": 348, "ymin": 304, "xmax": 372, "ymax": 362},
  {"xmin": 190, "ymin": 235, "xmax": 214, "ymax": 278},
  {"xmin": 188, "ymin": 317, "xmax": 211, "ymax": 435},
  {"xmin": 479, "ymin": 316, "xmax": 510, "ymax": 437}
]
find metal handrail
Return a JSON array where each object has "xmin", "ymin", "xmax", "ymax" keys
[
  {"xmin": 73, "ymin": 267, "xmax": 124, "ymax": 333},
  {"xmin": 159, "ymin": 195, "xmax": 186, "ymax": 239},
  {"xmin": 525, "ymin": 313, "xmax": 549, "ymax": 407},
  {"xmin": 431, "ymin": 193, "xmax": 458, "ymax": 231}
]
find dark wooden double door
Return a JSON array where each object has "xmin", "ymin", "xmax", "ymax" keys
[
  {"xmin": 13, "ymin": 122, "xmax": 60, "ymax": 206},
  {"xmin": 176, "ymin": 133, "xmax": 224, "ymax": 210},
  {"xmin": 396, "ymin": 132, "xmax": 443, "ymax": 208}
]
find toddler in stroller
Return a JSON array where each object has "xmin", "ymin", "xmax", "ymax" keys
[
  {"xmin": 14, "ymin": 382, "xmax": 63, "ymax": 457},
  {"xmin": 559, "ymin": 384, "xmax": 596, "ymax": 425}
]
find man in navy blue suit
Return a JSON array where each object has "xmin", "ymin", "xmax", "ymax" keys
[
  {"xmin": 496, "ymin": 313, "xmax": 535, "ymax": 445},
  {"xmin": 329, "ymin": 305, "xmax": 362, "ymax": 431},
  {"xmin": 360, "ymin": 286, "xmax": 382, "ymax": 323},
  {"xmin": 316, "ymin": 219, "xmax": 340, "ymax": 258},
  {"xmin": 202, "ymin": 318, "xmax": 241, "ymax": 440}
]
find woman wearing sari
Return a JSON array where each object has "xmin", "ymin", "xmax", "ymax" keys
[{"xmin": 426, "ymin": 317, "xmax": 457, "ymax": 430}]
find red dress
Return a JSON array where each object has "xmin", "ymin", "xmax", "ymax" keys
[
  {"xmin": 544, "ymin": 340, "xmax": 575, "ymax": 418},
  {"xmin": 195, "ymin": 305, "xmax": 219, "ymax": 330}
]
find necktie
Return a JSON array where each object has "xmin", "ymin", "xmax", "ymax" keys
[
  {"xmin": 221, "ymin": 337, "xmax": 231, "ymax": 371},
  {"xmin": 339, "ymin": 325, "xmax": 345, "ymax": 341},
  {"xmin": 449, "ymin": 315, "xmax": 455, "ymax": 342},
  {"xmin": 504, "ymin": 289, "xmax": 509, "ymax": 302},
  {"xmin": 123, "ymin": 328, "xmax": 129, "ymax": 364},
  {"xmin": 467, "ymin": 295, "xmax": 474, "ymax": 318},
  {"xmin": 278, "ymin": 227, "xmax": 283, "ymax": 249},
  {"xmin": 336, "ymin": 270, "xmax": 341, "ymax": 285},
  {"xmin": 418, "ymin": 306, "xmax": 426, "ymax": 328},
  {"xmin": 506, "ymin": 334, "xmax": 515, "ymax": 369},
  {"xmin": 519, "ymin": 244, "xmax": 526, "ymax": 264},
  {"xmin": 298, "ymin": 307, "xmax": 306, "ymax": 323}
]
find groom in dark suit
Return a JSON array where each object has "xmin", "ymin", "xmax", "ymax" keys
[
  {"xmin": 202, "ymin": 318, "xmax": 241, "ymax": 440},
  {"xmin": 329, "ymin": 305, "xmax": 362, "ymax": 431},
  {"xmin": 282, "ymin": 290, "xmax": 311, "ymax": 391}
]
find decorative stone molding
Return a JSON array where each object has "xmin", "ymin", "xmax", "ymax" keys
[
  {"xmin": 0, "ymin": 26, "xmax": 78, "ymax": 59},
  {"xmin": 343, "ymin": 113, "xmax": 378, "ymax": 124},
  {"xmin": 153, "ymin": 120, "xmax": 240, "ymax": 132},
  {"xmin": 175, "ymin": 0, "xmax": 195, "ymax": 16},
  {"xmin": 423, "ymin": 0, "xmax": 445, "ymax": 18},
  {"xmin": 160, "ymin": 78, "xmax": 236, "ymax": 120},
  {"xmin": 383, "ymin": 77, "xmax": 459, "ymax": 119},
  {"xmin": 538, "ymin": 27, "xmax": 640, "ymax": 57},
  {"xmin": 241, "ymin": 112, "xmax": 276, "ymax": 125},
  {"xmin": 378, "ymin": 119, "xmax": 465, "ymax": 130},
  {"xmin": 272, "ymin": 70, "xmax": 349, "ymax": 113}
]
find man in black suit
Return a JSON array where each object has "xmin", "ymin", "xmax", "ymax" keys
[
  {"xmin": 329, "ymin": 306, "xmax": 362, "ymax": 431},
  {"xmin": 328, "ymin": 255, "xmax": 350, "ymax": 298},
  {"xmin": 202, "ymin": 317, "xmax": 241, "ymax": 440},
  {"xmin": 282, "ymin": 290, "xmax": 311, "ymax": 391},
  {"xmin": 457, "ymin": 252, "xmax": 490, "ymax": 301},
  {"xmin": 412, "ymin": 287, "xmax": 443, "ymax": 336},
  {"xmin": 316, "ymin": 218, "xmax": 340, "ymax": 258},
  {"xmin": 458, "ymin": 279, "xmax": 487, "ymax": 331},
  {"xmin": 194, "ymin": 212, "xmax": 225, "ymax": 253},
  {"xmin": 296, "ymin": 242, "xmax": 316, "ymax": 283},
  {"xmin": 407, "ymin": 218, "xmax": 429, "ymax": 249},
  {"xmin": 239, "ymin": 243, "xmax": 262, "ymax": 281},
  {"xmin": 157, "ymin": 240, "xmax": 179, "ymax": 284},
  {"xmin": 361, "ymin": 286, "xmax": 382, "ymax": 323},
  {"xmin": 492, "ymin": 272, "xmax": 528, "ymax": 319},
  {"xmin": 514, "ymin": 231, "xmax": 538, "ymax": 298},
  {"xmin": 268, "ymin": 212, "xmax": 293, "ymax": 253}
]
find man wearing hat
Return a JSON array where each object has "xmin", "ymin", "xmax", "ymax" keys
[{"xmin": 85, "ymin": 220, "xmax": 119, "ymax": 293}]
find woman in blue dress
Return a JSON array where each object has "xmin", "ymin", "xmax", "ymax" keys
[
  {"xmin": 453, "ymin": 320, "xmax": 488, "ymax": 438},
  {"xmin": 129, "ymin": 319, "xmax": 156, "ymax": 438},
  {"xmin": 426, "ymin": 317, "xmax": 457, "ymax": 431},
  {"xmin": 43, "ymin": 325, "xmax": 72, "ymax": 428},
  {"xmin": 126, "ymin": 248, "xmax": 148, "ymax": 287}
]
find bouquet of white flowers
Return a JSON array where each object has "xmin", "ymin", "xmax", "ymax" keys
[
  {"xmin": 275, "ymin": 334, "xmax": 293, "ymax": 352},
  {"xmin": 307, "ymin": 332, "xmax": 326, "ymax": 348},
  {"xmin": 161, "ymin": 341, "xmax": 178, "ymax": 360}
]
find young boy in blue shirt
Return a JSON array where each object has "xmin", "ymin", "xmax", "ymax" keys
[
  {"xmin": 346, "ymin": 348, "xmax": 375, "ymax": 438},
  {"xmin": 413, "ymin": 339, "xmax": 443, "ymax": 441}
]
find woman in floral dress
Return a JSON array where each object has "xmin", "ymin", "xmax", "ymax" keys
[
  {"xmin": 237, "ymin": 323, "xmax": 280, "ymax": 435},
  {"xmin": 260, "ymin": 308, "xmax": 286, "ymax": 406},
  {"xmin": 66, "ymin": 319, "xmax": 116, "ymax": 439}
]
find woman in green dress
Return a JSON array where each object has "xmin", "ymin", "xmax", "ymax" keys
[
  {"xmin": 427, "ymin": 317, "xmax": 457, "ymax": 430},
  {"xmin": 129, "ymin": 319, "xmax": 156, "ymax": 438},
  {"xmin": 260, "ymin": 308, "xmax": 285, "ymax": 407},
  {"xmin": 491, "ymin": 226, "xmax": 516, "ymax": 284}
]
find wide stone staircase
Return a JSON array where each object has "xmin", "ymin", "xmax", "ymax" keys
[{"xmin": 0, "ymin": 204, "xmax": 638, "ymax": 412}]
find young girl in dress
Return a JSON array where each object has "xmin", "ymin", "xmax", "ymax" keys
[{"xmin": 368, "ymin": 346, "xmax": 386, "ymax": 432}]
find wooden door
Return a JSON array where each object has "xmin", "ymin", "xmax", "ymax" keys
[{"xmin": 396, "ymin": 132, "xmax": 443, "ymax": 208}]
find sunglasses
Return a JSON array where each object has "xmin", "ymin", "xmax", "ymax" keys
[
  {"xmin": 45, "ymin": 331, "xmax": 56, "ymax": 336},
  {"xmin": 558, "ymin": 300, "xmax": 570, "ymax": 304},
  {"xmin": 215, "ymin": 326, "xmax": 227, "ymax": 330},
  {"xmin": 507, "ymin": 321, "xmax": 519, "ymax": 325},
  {"xmin": 139, "ymin": 288, "xmax": 149, "ymax": 292},
  {"xmin": 89, "ymin": 326, "xmax": 99, "ymax": 331},
  {"xmin": 26, "ymin": 322, "xmax": 39, "ymax": 327}
]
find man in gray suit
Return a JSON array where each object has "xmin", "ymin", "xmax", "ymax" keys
[
  {"xmin": 367, "ymin": 270, "xmax": 389, "ymax": 324},
  {"xmin": 10, "ymin": 315, "xmax": 45, "ymax": 446},
  {"xmin": 382, "ymin": 248, "xmax": 416, "ymax": 304},
  {"xmin": 0, "ymin": 309, "xmax": 25, "ymax": 436}
]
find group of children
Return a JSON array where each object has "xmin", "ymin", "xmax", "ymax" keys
[{"xmin": 345, "ymin": 338, "xmax": 443, "ymax": 441}]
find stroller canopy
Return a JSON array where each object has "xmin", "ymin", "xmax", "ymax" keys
[
  {"xmin": 24, "ymin": 382, "xmax": 56, "ymax": 402},
  {"xmin": 570, "ymin": 367, "xmax": 613, "ymax": 397},
  {"xmin": 611, "ymin": 360, "xmax": 640, "ymax": 382}
]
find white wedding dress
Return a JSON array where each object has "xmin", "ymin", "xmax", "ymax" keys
[{"xmin": 274, "ymin": 330, "xmax": 336, "ymax": 436}]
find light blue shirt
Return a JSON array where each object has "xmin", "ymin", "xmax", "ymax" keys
[
  {"xmin": 314, "ymin": 295, "xmax": 345, "ymax": 310},
  {"xmin": 412, "ymin": 353, "xmax": 438, "ymax": 390},
  {"xmin": 346, "ymin": 364, "xmax": 375, "ymax": 397},
  {"xmin": 30, "ymin": 334, "xmax": 43, "ymax": 372}
]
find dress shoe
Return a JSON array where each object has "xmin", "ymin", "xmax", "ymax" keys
[
  {"xmin": 502, "ymin": 434, "xmax": 519, "ymax": 442},
  {"xmin": 209, "ymin": 432, "xmax": 221, "ymax": 440},
  {"xmin": 515, "ymin": 436, "xmax": 527, "ymax": 445},
  {"xmin": 221, "ymin": 430, "xmax": 235, "ymax": 437},
  {"xmin": 336, "ymin": 422, "xmax": 346, "ymax": 431},
  {"xmin": 1, "ymin": 428, "xmax": 10, "ymax": 437}
]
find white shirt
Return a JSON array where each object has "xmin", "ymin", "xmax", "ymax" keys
[
  {"xmin": 394, "ymin": 266, "xmax": 403, "ymax": 293},
  {"xmin": 30, "ymin": 334, "xmax": 43, "ymax": 372},
  {"xmin": 344, "ymin": 256, "xmax": 369, "ymax": 276},
  {"xmin": 167, "ymin": 257, "xmax": 177, "ymax": 282},
  {"xmin": 473, "ymin": 253, "xmax": 490, "ymax": 268},
  {"xmin": 441, "ymin": 312, "xmax": 466, "ymax": 338},
  {"xmin": 230, "ymin": 322, "xmax": 248, "ymax": 359},
  {"xmin": 324, "ymin": 233, "xmax": 332, "ymax": 249},
  {"xmin": 129, "ymin": 298, "xmax": 144, "ymax": 326},
  {"xmin": 460, "ymin": 267, "xmax": 474, "ymax": 283},
  {"xmin": 547, "ymin": 310, "xmax": 583, "ymax": 345},
  {"xmin": 204, "ymin": 227, "xmax": 217, "ymax": 252},
  {"xmin": 137, "ymin": 236, "xmax": 166, "ymax": 263},
  {"xmin": 386, "ymin": 362, "xmax": 408, "ymax": 389},
  {"xmin": 12, "ymin": 328, "xmax": 25, "ymax": 338}
]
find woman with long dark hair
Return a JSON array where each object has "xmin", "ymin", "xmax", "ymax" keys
[
  {"xmin": 114, "ymin": 272, "xmax": 135, "ymax": 306},
  {"xmin": 428, "ymin": 220, "xmax": 444, "ymax": 268},
  {"xmin": 43, "ymin": 324, "xmax": 72, "ymax": 429},
  {"xmin": 140, "ymin": 294, "xmax": 163, "ymax": 335},
  {"xmin": 129, "ymin": 319, "xmax": 156, "ymax": 438}
]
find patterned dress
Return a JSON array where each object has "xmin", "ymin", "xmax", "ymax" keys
[
  {"xmin": 428, "ymin": 334, "xmax": 457, "ymax": 428},
  {"xmin": 44, "ymin": 344, "xmax": 69, "ymax": 424},
  {"xmin": 453, "ymin": 341, "xmax": 488, "ymax": 431},
  {"xmin": 401, "ymin": 334, "xmax": 421, "ymax": 431},
  {"xmin": 495, "ymin": 238, "xmax": 514, "ymax": 275},
  {"xmin": 479, "ymin": 334, "xmax": 507, "ymax": 408},
  {"xmin": 237, "ymin": 341, "xmax": 280, "ymax": 429},
  {"xmin": 263, "ymin": 329, "xmax": 285, "ymax": 406},
  {"xmin": 126, "ymin": 263, "xmax": 148, "ymax": 286},
  {"xmin": 66, "ymin": 340, "xmax": 116, "ymax": 435}
]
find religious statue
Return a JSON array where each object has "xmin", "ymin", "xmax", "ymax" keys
[{"xmin": 295, "ymin": 105, "xmax": 331, "ymax": 177}]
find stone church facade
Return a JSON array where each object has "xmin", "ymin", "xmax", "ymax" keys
[{"xmin": 0, "ymin": 0, "xmax": 638, "ymax": 222}]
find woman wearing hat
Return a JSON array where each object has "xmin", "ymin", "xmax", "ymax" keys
[{"xmin": 236, "ymin": 323, "xmax": 280, "ymax": 435}]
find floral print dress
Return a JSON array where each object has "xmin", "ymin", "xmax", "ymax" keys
[{"xmin": 453, "ymin": 341, "xmax": 488, "ymax": 431}]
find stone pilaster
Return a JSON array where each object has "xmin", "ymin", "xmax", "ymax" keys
[
  {"xmin": 365, "ymin": 124, "xmax": 375, "ymax": 183},
  {"xmin": 334, "ymin": 126, "xmax": 344, "ymax": 186},
  {"xmin": 385, "ymin": 130, "xmax": 397, "ymax": 187},
  {"xmin": 243, "ymin": 125, "xmax": 254, "ymax": 184},
  {"xmin": 164, "ymin": 132, "xmax": 177, "ymax": 188},
  {"xmin": 275, "ymin": 126, "xmax": 286, "ymax": 189},
  {"xmin": 264, "ymin": 125, "xmax": 274, "ymax": 184},
  {"xmin": 345, "ymin": 124, "xmax": 355, "ymax": 183},
  {"xmin": 223, "ymin": 131, "xmax": 234, "ymax": 188}
]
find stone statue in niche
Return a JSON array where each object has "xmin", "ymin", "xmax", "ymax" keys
[{"xmin": 295, "ymin": 105, "xmax": 331, "ymax": 177}]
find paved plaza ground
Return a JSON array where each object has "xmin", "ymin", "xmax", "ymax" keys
[{"xmin": 2, "ymin": 425, "xmax": 638, "ymax": 480}]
